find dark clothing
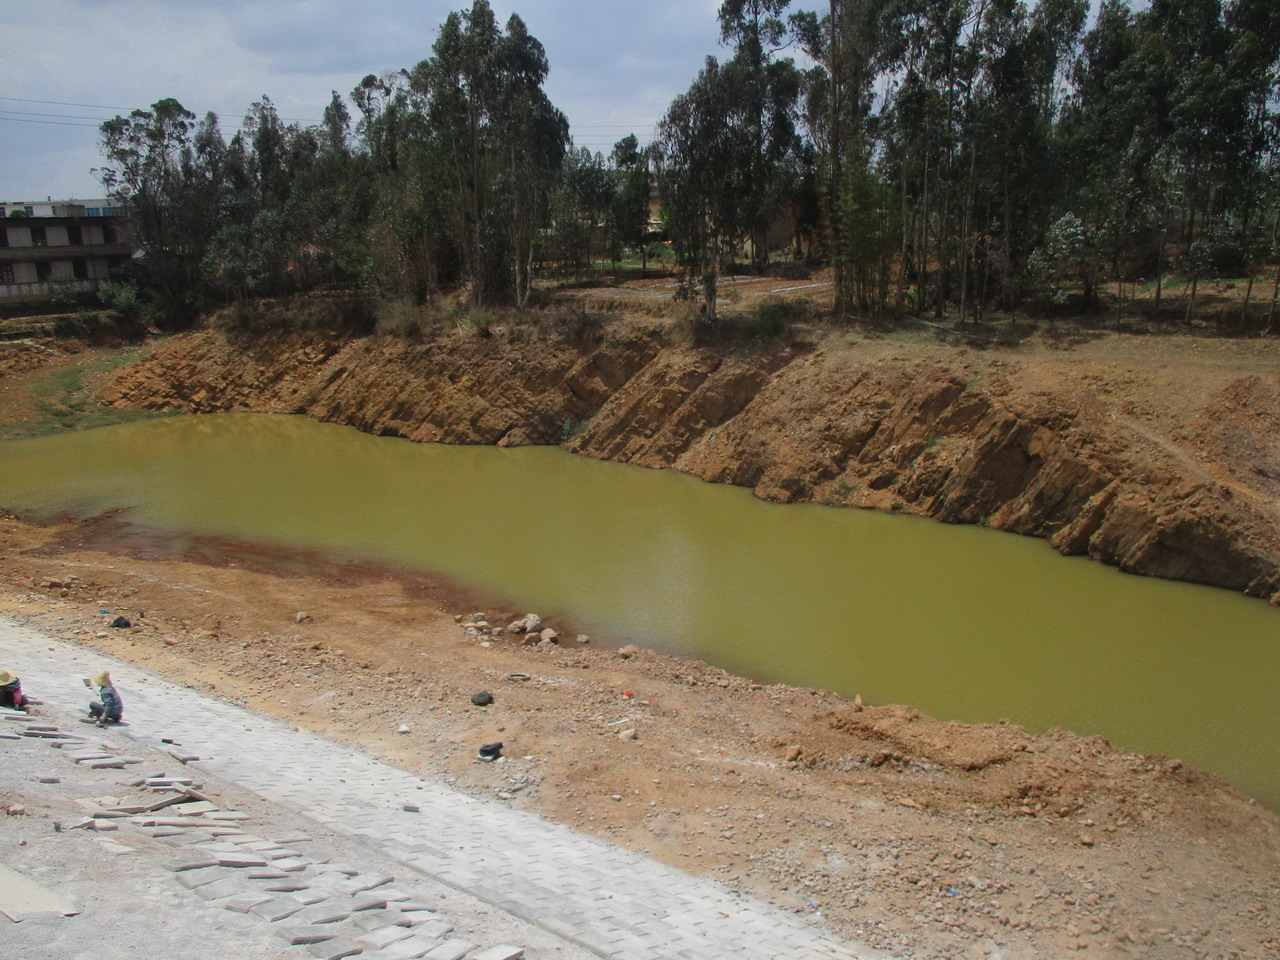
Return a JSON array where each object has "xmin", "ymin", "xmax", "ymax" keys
[
  {"xmin": 0, "ymin": 679, "xmax": 28, "ymax": 711},
  {"xmin": 89, "ymin": 685, "xmax": 123, "ymax": 722}
]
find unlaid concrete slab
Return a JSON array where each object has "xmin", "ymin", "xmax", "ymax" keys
[{"xmin": 0, "ymin": 863, "xmax": 80, "ymax": 921}]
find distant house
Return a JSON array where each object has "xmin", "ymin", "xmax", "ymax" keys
[{"xmin": 0, "ymin": 199, "xmax": 133, "ymax": 303}]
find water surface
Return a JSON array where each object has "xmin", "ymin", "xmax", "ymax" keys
[{"xmin": 1, "ymin": 413, "xmax": 1276, "ymax": 805}]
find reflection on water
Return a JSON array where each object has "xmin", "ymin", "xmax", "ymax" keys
[{"xmin": 1, "ymin": 412, "xmax": 1277, "ymax": 806}]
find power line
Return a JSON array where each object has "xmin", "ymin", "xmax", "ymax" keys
[
  {"xmin": 0, "ymin": 96, "xmax": 319, "ymax": 125},
  {"xmin": 0, "ymin": 96, "xmax": 133, "ymax": 111},
  {"xmin": 0, "ymin": 116, "xmax": 100, "ymax": 128},
  {"xmin": 2, "ymin": 110, "xmax": 120, "ymax": 122},
  {"xmin": 0, "ymin": 96, "xmax": 659, "ymax": 132}
]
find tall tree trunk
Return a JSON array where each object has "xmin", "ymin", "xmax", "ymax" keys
[
  {"xmin": 828, "ymin": 0, "xmax": 846, "ymax": 316},
  {"xmin": 1153, "ymin": 226, "xmax": 1165, "ymax": 319},
  {"xmin": 917, "ymin": 153, "xmax": 930, "ymax": 314},
  {"xmin": 958, "ymin": 143, "xmax": 977, "ymax": 324},
  {"xmin": 936, "ymin": 186, "xmax": 950, "ymax": 319},
  {"xmin": 1002, "ymin": 172, "xmax": 1013, "ymax": 310},
  {"xmin": 1267, "ymin": 263, "xmax": 1279, "ymax": 335},
  {"xmin": 896, "ymin": 159, "xmax": 909, "ymax": 316},
  {"xmin": 1268, "ymin": 211, "xmax": 1280, "ymax": 335}
]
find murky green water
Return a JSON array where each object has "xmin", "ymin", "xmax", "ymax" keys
[{"xmin": 1, "ymin": 413, "xmax": 1277, "ymax": 806}]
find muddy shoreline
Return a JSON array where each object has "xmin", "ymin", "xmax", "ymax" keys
[{"xmin": 2, "ymin": 509, "xmax": 1278, "ymax": 959}]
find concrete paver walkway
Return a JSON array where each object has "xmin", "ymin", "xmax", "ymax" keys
[{"xmin": 1, "ymin": 618, "xmax": 889, "ymax": 960}]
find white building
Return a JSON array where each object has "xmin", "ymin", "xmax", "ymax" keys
[{"xmin": 0, "ymin": 200, "xmax": 133, "ymax": 302}]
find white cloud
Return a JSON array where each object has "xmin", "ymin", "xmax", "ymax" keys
[{"xmin": 2, "ymin": 0, "xmax": 826, "ymax": 200}]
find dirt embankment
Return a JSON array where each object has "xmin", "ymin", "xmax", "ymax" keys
[{"xmin": 99, "ymin": 311, "xmax": 1280, "ymax": 601}]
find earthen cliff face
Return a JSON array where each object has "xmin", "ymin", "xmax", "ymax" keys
[{"xmin": 101, "ymin": 319, "xmax": 1280, "ymax": 602}]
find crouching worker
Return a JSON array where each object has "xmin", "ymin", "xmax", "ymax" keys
[
  {"xmin": 86, "ymin": 670, "xmax": 123, "ymax": 723},
  {"xmin": 0, "ymin": 669, "xmax": 31, "ymax": 711}
]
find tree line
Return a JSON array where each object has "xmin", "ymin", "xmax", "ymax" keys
[{"xmin": 98, "ymin": 0, "xmax": 1280, "ymax": 329}]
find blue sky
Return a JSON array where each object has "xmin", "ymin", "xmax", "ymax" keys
[{"xmin": 1, "ymin": 0, "xmax": 825, "ymax": 202}]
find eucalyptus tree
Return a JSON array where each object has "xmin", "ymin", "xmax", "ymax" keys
[
  {"xmin": 353, "ymin": 72, "xmax": 409, "ymax": 176},
  {"xmin": 609, "ymin": 134, "xmax": 653, "ymax": 275},
  {"xmin": 793, "ymin": 0, "xmax": 906, "ymax": 312},
  {"xmin": 717, "ymin": 0, "xmax": 805, "ymax": 272},
  {"xmin": 958, "ymin": 0, "xmax": 1087, "ymax": 315},
  {"xmin": 412, "ymin": 0, "xmax": 569, "ymax": 308},
  {"xmin": 550, "ymin": 146, "xmax": 612, "ymax": 278},
  {"xmin": 99, "ymin": 98, "xmax": 227, "ymax": 322},
  {"xmin": 655, "ymin": 56, "xmax": 753, "ymax": 322}
]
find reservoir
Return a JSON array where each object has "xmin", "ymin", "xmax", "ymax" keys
[{"xmin": 1, "ymin": 412, "xmax": 1277, "ymax": 807}]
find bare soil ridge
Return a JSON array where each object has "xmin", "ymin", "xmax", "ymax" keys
[{"xmin": 100, "ymin": 307, "xmax": 1280, "ymax": 601}]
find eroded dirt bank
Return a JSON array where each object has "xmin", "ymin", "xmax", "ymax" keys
[
  {"xmin": 99, "ymin": 313, "xmax": 1280, "ymax": 601},
  {"xmin": 1, "ymin": 513, "xmax": 1278, "ymax": 960}
]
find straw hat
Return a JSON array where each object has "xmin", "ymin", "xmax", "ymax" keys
[
  {"xmin": 0, "ymin": 670, "xmax": 14, "ymax": 686},
  {"xmin": 92, "ymin": 671, "xmax": 112, "ymax": 687}
]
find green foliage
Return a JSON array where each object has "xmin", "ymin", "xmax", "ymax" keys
[
  {"xmin": 656, "ymin": 4, "xmax": 804, "ymax": 320},
  {"xmin": 45, "ymin": 276, "xmax": 82, "ymax": 308},
  {"xmin": 560, "ymin": 416, "xmax": 586, "ymax": 442},
  {"xmin": 89, "ymin": 0, "xmax": 1280, "ymax": 329},
  {"xmin": 96, "ymin": 279, "xmax": 144, "ymax": 320},
  {"xmin": 416, "ymin": 0, "xmax": 570, "ymax": 308},
  {"xmin": 834, "ymin": 157, "xmax": 898, "ymax": 316},
  {"xmin": 1028, "ymin": 213, "xmax": 1093, "ymax": 305},
  {"xmin": 749, "ymin": 300, "xmax": 789, "ymax": 337}
]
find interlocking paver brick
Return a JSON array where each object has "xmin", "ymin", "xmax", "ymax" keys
[
  {"xmin": 195, "ymin": 877, "xmax": 252, "ymax": 901},
  {"xmin": 279, "ymin": 925, "xmax": 340, "ymax": 945},
  {"xmin": 177, "ymin": 866, "xmax": 233, "ymax": 889},
  {"xmin": 471, "ymin": 948, "xmax": 525, "ymax": 960},
  {"xmin": 224, "ymin": 893, "xmax": 274, "ymax": 914},
  {"xmin": 351, "ymin": 893, "xmax": 390, "ymax": 912},
  {"xmin": 422, "ymin": 940, "xmax": 477, "ymax": 960},
  {"xmin": 378, "ymin": 938, "xmax": 441, "ymax": 960},
  {"xmin": 307, "ymin": 937, "xmax": 364, "ymax": 960},
  {"xmin": 2, "ymin": 622, "xmax": 888, "ymax": 960},
  {"xmin": 247, "ymin": 867, "xmax": 292, "ymax": 879},
  {"xmin": 216, "ymin": 853, "xmax": 270, "ymax": 867},
  {"xmin": 351, "ymin": 908, "xmax": 413, "ymax": 931},
  {"xmin": 262, "ymin": 879, "xmax": 311, "ymax": 892},
  {"xmin": 358, "ymin": 925, "xmax": 414, "ymax": 949},
  {"xmin": 250, "ymin": 897, "xmax": 307, "ymax": 922},
  {"xmin": 168, "ymin": 857, "xmax": 221, "ymax": 872},
  {"xmin": 292, "ymin": 903, "xmax": 352, "ymax": 925},
  {"xmin": 409, "ymin": 919, "xmax": 454, "ymax": 941}
]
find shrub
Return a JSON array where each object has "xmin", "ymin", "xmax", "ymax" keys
[
  {"xmin": 97, "ymin": 280, "xmax": 144, "ymax": 321},
  {"xmin": 561, "ymin": 416, "xmax": 586, "ymax": 442},
  {"xmin": 749, "ymin": 301, "xmax": 789, "ymax": 338}
]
